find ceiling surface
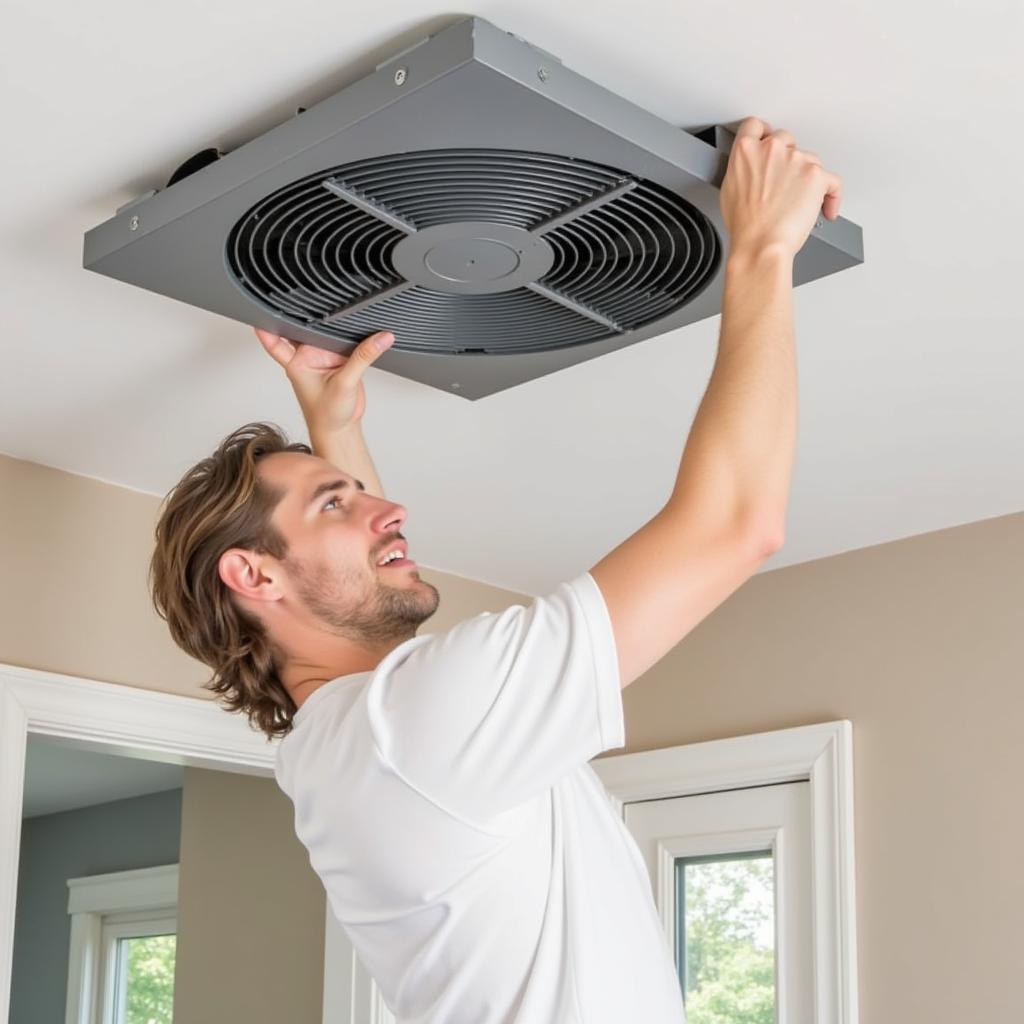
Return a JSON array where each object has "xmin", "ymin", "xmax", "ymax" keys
[
  {"xmin": 21, "ymin": 736, "xmax": 183, "ymax": 819},
  {"xmin": 3, "ymin": 3, "xmax": 1021, "ymax": 597}
]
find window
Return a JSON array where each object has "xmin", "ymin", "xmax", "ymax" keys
[
  {"xmin": 626, "ymin": 781, "xmax": 813, "ymax": 1022},
  {"xmin": 98, "ymin": 909, "xmax": 177, "ymax": 1024},
  {"xmin": 677, "ymin": 850, "xmax": 776, "ymax": 1023},
  {"xmin": 65, "ymin": 864, "xmax": 179, "ymax": 1024}
]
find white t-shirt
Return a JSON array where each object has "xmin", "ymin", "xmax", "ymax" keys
[{"xmin": 274, "ymin": 571, "xmax": 686, "ymax": 1023}]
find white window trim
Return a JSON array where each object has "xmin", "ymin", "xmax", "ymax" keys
[
  {"xmin": 98, "ymin": 910, "xmax": 177, "ymax": 1024},
  {"xmin": 65, "ymin": 864, "xmax": 179, "ymax": 1024},
  {"xmin": 591, "ymin": 719, "xmax": 859, "ymax": 1024}
]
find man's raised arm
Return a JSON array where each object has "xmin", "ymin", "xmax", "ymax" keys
[{"xmin": 590, "ymin": 116, "xmax": 845, "ymax": 689}]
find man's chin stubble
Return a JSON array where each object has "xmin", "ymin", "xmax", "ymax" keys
[{"xmin": 298, "ymin": 566, "xmax": 439, "ymax": 644}]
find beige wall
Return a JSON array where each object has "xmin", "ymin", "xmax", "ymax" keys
[
  {"xmin": 609, "ymin": 507, "xmax": 1024, "ymax": 1021},
  {"xmin": 0, "ymin": 453, "xmax": 205, "ymax": 697},
  {"xmin": 2, "ymin": 450, "xmax": 1022, "ymax": 1020},
  {"xmin": 0, "ymin": 452, "xmax": 516, "ymax": 696},
  {"xmin": 173, "ymin": 765, "xmax": 327, "ymax": 1023}
]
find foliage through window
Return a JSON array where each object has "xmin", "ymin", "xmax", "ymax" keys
[
  {"xmin": 676, "ymin": 851, "xmax": 775, "ymax": 1024},
  {"xmin": 113, "ymin": 932, "xmax": 176, "ymax": 1024}
]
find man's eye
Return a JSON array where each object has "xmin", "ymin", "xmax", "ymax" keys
[{"xmin": 322, "ymin": 497, "xmax": 342, "ymax": 512}]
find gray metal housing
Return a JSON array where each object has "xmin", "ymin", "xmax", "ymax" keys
[{"xmin": 83, "ymin": 16, "xmax": 863, "ymax": 400}]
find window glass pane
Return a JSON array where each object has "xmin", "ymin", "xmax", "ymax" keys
[
  {"xmin": 116, "ymin": 933, "xmax": 176, "ymax": 1024},
  {"xmin": 675, "ymin": 851, "xmax": 775, "ymax": 1024}
]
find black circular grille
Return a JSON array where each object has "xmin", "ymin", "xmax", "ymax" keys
[{"xmin": 226, "ymin": 149, "xmax": 721, "ymax": 355}]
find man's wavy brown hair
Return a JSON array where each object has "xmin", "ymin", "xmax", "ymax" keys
[{"xmin": 149, "ymin": 422, "xmax": 313, "ymax": 741}]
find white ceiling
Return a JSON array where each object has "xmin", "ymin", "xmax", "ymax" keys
[
  {"xmin": 21, "ymin": 736, "xmax": 183, "ymax": 819},
  {"xmin": 2, "ymin": 3, "xmax": 1021, "ymax": 597}
]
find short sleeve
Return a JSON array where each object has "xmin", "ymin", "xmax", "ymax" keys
[{"xmin": 365, "ymin": 571, "xmax": 624, "ymax": 825}]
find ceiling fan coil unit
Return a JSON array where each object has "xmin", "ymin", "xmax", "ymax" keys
[{"xmin": 83, "ymin": 16, "xmax": 863, "ymax": 399}]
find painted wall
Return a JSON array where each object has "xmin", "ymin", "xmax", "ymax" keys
[
  {"xmin": 9, "ymin": 788, "xmax": 182, "ymax": 1024},
  {"xmin": 0, "ymin": 451, "xmax": 520, "ymax": 697},
  {"xmin": 172, "ymin": 766, "xmax": 327, "ymax": 1023},
  {"xmin": 611, "ymin": 508, "xmax": 1024, "ymax": 1021},
  {"xmin": 2, "ymin": 451, "xmax": 1022, "ymax": 1021}
]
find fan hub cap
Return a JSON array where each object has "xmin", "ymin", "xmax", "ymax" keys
[{"xmin": 392, "ymin": 222, "xmax": 554, "ymax": 295}]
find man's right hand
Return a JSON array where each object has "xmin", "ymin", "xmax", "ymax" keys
[
  {"xmin": 254, "ymin": 327, "xmax": 394, "ymax": 438},
  {"xmin": 719, "ymin": 116, "xmax": 844, "ymax": 259}
]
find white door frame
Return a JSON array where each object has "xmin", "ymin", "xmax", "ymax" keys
[
  {"xmin": 0, "ymin": 661, "xmax": 278, "ymax": 1024},
  {"xmin": 0, "ymin": 663, "xmax": 858, "ymax": 1024}
]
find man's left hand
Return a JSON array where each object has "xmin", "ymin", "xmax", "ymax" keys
[{"xmin": 255, "ymin": 328, "xmax": 394, "ymax": 436}]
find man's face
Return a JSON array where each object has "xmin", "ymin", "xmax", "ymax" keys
[{"xmin": 257, "ymin": 451, "xmax": 439, "ymax": 646}]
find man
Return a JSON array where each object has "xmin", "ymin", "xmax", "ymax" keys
[{"xmin": 149, "ymin": 116, "xmax": 842, "ymax": 1022}]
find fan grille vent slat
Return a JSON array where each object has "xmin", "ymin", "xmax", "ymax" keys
[
  {"xmin": 227, "ymin": 149, "xmax": 720, "ymax": 354},
  {"xmin": 312, "ymin": 286, "xmax": 608, "ymax": 355}
]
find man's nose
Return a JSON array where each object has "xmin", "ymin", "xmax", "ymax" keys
[{"xmin": 371, "ymin": 499, "xmax": 406, "ymax": 532}]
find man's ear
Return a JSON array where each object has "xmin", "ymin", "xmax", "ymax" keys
[{"xmin": 218, "ymin": 549, "xmax": 285, "ymax": 604}]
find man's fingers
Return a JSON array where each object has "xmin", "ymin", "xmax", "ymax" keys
[
  {"xmin": 733, "ymin": 116, "xmax": 772, "ymax": 142},
  {"xmin": 821, "ymin": 170, "xmax": 844, "ymax": 220},
  {"xmin": 344, "ymin": 331, "xmax": 394, "ymax": 367},
  {"xmin": 352, "ymin": 331, "xmax": 394, "ymax": 365},
  {"xmin": 254, "ymin": 327, "xmax": 296, "ymax": 367},
  {"xmin": 352, "ymin": 333, "xmax": 391, "ymax": 362},
  {"xmin": 769, "ymin": 128, "xmax": 797, "ymax": 148},
  {"xmin": 328, "ymin": 331, "xmax": 394, "ymax": 387},
  {"xmin": 255, "ymin": 326, "xmax": 393, "ymax": 381}
]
